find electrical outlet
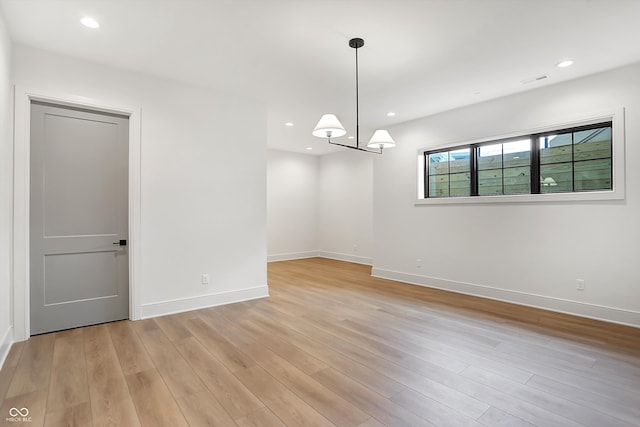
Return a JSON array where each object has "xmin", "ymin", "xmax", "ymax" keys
[
  {"xmin": 202, "ymin": 274, "xmax": 210, "ymax": 285},
  {"xmin": 416, "ymin": 258, "xmax": 422, "ymax": 269},
  {"xmin": 576, "ymin": 279, "xmax": 585, "ymax": 291},
  {"xmin": 353, "ymin": 244, "xmax": 358, "ymax": 252}
]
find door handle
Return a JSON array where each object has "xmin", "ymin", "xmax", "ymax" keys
[{"xmin": 112, "ymin": 239, "xmax": 127, "ymax": 246}]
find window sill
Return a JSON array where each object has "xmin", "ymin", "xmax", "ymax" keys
[{"xmin": 415, "ymin": 189, "xmax": 623, "ymax": 205}]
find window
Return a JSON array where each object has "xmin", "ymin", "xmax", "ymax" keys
[
  {"xmin": 422, "ymin": 122, "xmax": 613, "ymax": 199},
  {"xmin": 477, "ymin": 139, "xmax": 531, "ymax": 196},
  {"xmin": 539, "ymin": 126, "xmax": 612, "ymax": 193}
]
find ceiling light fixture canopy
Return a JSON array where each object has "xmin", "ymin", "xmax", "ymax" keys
[{"xmin": 312, "ymin": 37, "xmax": 395, "ymax": 154}]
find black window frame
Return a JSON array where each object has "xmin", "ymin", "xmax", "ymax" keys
[{"xmin": 423, "ymin": 121, "xmax": 613, "ymax": 199}]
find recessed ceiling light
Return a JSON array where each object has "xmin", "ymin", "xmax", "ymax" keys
[
  {"xmin": 285, "ymin": 122, "xmax": 294, "ymax": 127},
  {"xmin": 386, "ymin": 112, "xmax": 396, "ymax": 117},
  {"xmin": 306, "ymin": 147, "xmax": 313, "ymax": 150},
  {"xmin": 81, "ymin": 17, "xmax": 100, "ymax": 29},
  {"xmin": 347, "ymin": 136, "xmax": 355, "ymax": 140},
  {"xmin": 557, "ymin": 60, "xmax": 574, "ymax": 68}
]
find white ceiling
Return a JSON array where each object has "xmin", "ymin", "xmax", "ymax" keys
[{"xmin": 2, "ymin": 0, "xmax": 640, "ymax": 155}]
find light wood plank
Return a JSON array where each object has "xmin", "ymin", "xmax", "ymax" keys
[
  {"xmin": 312, "ymin": 367, "xmax": 435, "ymax": 427},
  {"xmin": 108, "ymin": 321, "xmax": 154, "ymax": 376},
  {"xmin": 357, "ymin": 418, "xmax": 387, "ymax": 427},
  {"xmin": 432, "ymin": 366, "xmax": 583, "ymax": 426},
  {"xmin": 240, "ymin": 311, "xmax": 407, "ymax": 398},
  {"xmin": 6, "ymin": 334, "xmax": 55, "ymax": 398},
  {"xmin": 135, "ymin": 326, "xmax": 205, "ymax": 399},
  {"xmin": 131, "ymin": 318, "xmax": 160, "ymax": 334},
  {"xmin": 175, "ymin": 389, "xmax": 237, "ymax": 427},
  {"xmin": 234, "ymin": 365, "xmax": 334, "ymax": 427},
  {"xmin": 125, "ymin": 368, "xmax": 188, "ymax": 427},
  {"xmin": 255, "ymin": 352, "xmax": 370, "ymax": 426},
  {"xmin": 184, "ymin": 316, "xmax": 256, "ymax": 372},
  {"xmin": 235, "ymin": 407, "xmax": 286, "ymax": 427},
  {"xmin": 269, "ymin": 306, "xmax": 490, "ymax": 420},
  {"xmin": 236, "ymin": 333, "xmax": 370, "ymax": 426},
  {"xmin": 462, "ymin": 365, "xmax": 632, "ymax": 427},
  {"xmin": 3, "ymin": 341, "xmax": 25, "ymax": 369},
  {"xmin": 391, "ymin": 388, "xmax": 482, "ymax": 427},
  {"xmin": 174, "ymin": 335, "xmax": 263, "ymax": 419},
  {"xmin": 526, "ymin": 374, "xmax": 640, "ymax": 425},
  {"xmin": 0, "ymin": 342, "xmax": 25, "ymax": 402},
  {"xmin": 204, "ymin": 309, "xmax": 328, "ymax": 375},
  {"xmin": 196, "ymin": 310, "xmax": 370, "ymax": 425},
  {"xmin": 84, "ymin": 324, "xmax": 141, "ymax": 427},
  {"xmin": 154, "ymin": 312, "xmax": 194, "ymax": 342},
  {"xmin": 46, "ymin": 329, "xmax": 90, "ymax": 413},
  {"xmin": 44, "ymin": 401, "xmax": 92, "ymax": 427},
  {"xmin": 477, "ymin": 407, "xmax": 535, "ymax": 427},
  {"xmin": 338, "ymin": 318, "xmax": 469, "ymax": 373}
]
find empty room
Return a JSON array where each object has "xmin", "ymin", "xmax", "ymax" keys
[{"xmin": 1, "ymin": 1, "xmax": 639, "ymax": 426}]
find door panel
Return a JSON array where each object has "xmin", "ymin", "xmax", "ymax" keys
[
  {"xmin": 30, "ymin": 102, "xmax": 129, "ymax": 335},
  {"xmin": 43, "ymin": 113, "xmax": 120, "ymax": 236},
  {"xmin": 44, "ymin": 252, "xmax": 118, "ymax": 305}
]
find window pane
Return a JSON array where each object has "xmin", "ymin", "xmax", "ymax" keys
[
  {"xmin": 503, "ymin": 139, "xmax": 531, "ymax": 168},
  {"xmin": 429, "ymin": 174, "xmax": 449, "ymax": 197},
  {"xmin": 429, "ymin": 153, "xmax": 448, "ymax": 175},
  {"xmin": 574, "ymin": 127, "xmax": 611, "ymax": 161},
  {"xmin": 449, "ymin": 172, "xmax": 470, "ymax": 197},
  {"xmin": 477, "ymin": 143, "xmax": 502, "ymax": 170},
  {"xmin": 574, "ymin": 159, "xmax": 612, "ymax": 191},
  {"xmin": 540, "ymin": 163, "xmax": 572, "ymax": 193},
  {"xmin": 449, "ymin": 149, "xmax": 470, "ymax": 172},
  {"xmin": 540, "ymin": 133, "xmax": 572, "ymax": 164},
  {"xmin": 478, "ymin": 170, "xmax": 502, "ymax": 195},
  {"xmin": 504, "ymin": 167, "xmax": 530, "ymax": 194}
]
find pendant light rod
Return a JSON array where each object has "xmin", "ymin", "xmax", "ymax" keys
[{"xmin": 352, "ymin": 38, "xmax": 361, "ymax": 150}]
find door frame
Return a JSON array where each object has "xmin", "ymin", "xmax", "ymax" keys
[{"xmin": 12, "ymin": 86, "xmax": 142, "ymax": 341}]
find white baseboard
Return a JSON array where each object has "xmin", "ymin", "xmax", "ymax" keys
[
  {"xmin": 268, "ymin": 251, "xmax": 373, "ymax": 266},
  {"xmin": 268, "ymin": 251, "xmax": 319, "ymax": 262},
  {"xmin": 372, "ymin": 268, "xmax": 640, "ymax": 328},
  {"xmin": 317, "ymin": 251, "xmax": 373, "ymax": 266},
  {"xmin": 140, "ymin": 285, "xmax": 269, "ymax": 319},
  {"xmin": 0, "ymin": 326, "xmax": 13, "ymax": 370}
]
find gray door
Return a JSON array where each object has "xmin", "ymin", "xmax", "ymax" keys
[{"xmin": 30, "ymin": 102, "xmax": 129, "ymax": 335}]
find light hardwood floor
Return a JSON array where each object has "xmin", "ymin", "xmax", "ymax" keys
[{"xmin": 1, "ymin": 258, "xmax": 639, "ymax": 426}]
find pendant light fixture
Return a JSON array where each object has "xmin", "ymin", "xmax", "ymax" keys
[{"xmin": 312, "ymin": 37, "xmax": 396, "ymax": 154}]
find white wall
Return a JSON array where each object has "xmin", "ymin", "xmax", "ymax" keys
[
  {"xmin": 12, "ymin": 45, "xmax": 268, "ymax": 328},
  {"xmin": 373, "ymin": 63, "xmax": 640, "ymax": 326},
  {"xmin": 0, "ymin": 11, "xmax": 13, "ymax": 364},
  {"xmin": 266, "ymin": 148, "xmax": 374, "ymax": 265},
  {"xmin": 267, "ymin": 149, "xmax": 319, "ymax": 261},
  {"xmin": 318, "ymin": 150, "xmax": 373, "ymax": 264}
]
